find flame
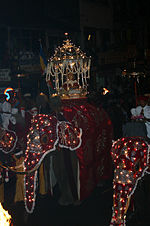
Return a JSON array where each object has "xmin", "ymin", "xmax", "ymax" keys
[
  {"xmin": 0, "ymin": 203, "xmax": 11, "ymax": 226},
  {"xmin": 103, "ymin": 88, "xmax": 110, "ymax": 95}
]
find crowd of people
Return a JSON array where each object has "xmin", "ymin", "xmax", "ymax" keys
[{"xmin": 87, "ymin": 86, "xmax": 150, "ymax": 142}]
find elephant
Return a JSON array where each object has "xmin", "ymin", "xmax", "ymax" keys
[
  {"xmin": 110, "ymin": 136, "xmax": 150, "ymax": 226},
  {"xmin": 60, "ymin": 98, "xmax": 113, "ymax": 202},
  {"xmin": 0, "ymin": 97, "xmax": 113, "ymax": 214},
  {"xmin": 0, "ymin": 114, "xmax": 82, "ymax": 213}
]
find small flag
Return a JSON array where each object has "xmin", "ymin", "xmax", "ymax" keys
[
  {"xmin": 39, "ymin": 41, "xmax": 54, "ymax": 95},
  {"xmin": 40, "ymin": 44, "xmax": 47, "ymax": 75}
]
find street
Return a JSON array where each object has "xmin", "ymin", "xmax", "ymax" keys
[{"xmin": 9, "ymin": 179, "xmax": 113, "ymax": 226}]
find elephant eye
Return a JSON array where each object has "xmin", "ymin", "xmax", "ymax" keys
[{"xmin": 41, "ymin": 134, "xmax": 49, "ymax": 145}]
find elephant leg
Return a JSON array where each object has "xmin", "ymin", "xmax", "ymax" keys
[
  {"xmin": 110, "ymin": 181, "xmax": 133, "ymax": 226},
  {"xmin": 38, "ymin": 163, "xmax": 47, "ymax": 196},
  {"xmin": 53, "ymin": 149, "xmax": 78, "ymax": 205},
  {"xmin": 128, "ymin": 174, "xmax": 150, "ymax": 225}
]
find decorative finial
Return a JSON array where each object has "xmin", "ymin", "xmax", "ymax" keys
[{"xmin": 64, "ymin": 32, "xmax": 69, "ymax": 38}]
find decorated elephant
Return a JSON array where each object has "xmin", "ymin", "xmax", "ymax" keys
[
  {"xmin": 60, "ymin": 98, "xmax": 113, "ymax": 202},
  {"xmin": 0, "ymin": 37, "xmax": 114, "ymax": 214},
  {"xmin": 0, "ymin": 97, "xmax": 113, "ymax": 212},
  {"xmin": 110, "ymin": 136, "xmax": 150, "ymax": 225},
  {"xmin": 0, "ymin": 95, "xmax": 114, "ymax": 213},
  {"xmin": 0, "ymin": 113, "xmax": 82, "ymax": 213},
  {"xmin": 44, "ymin": 36, "xmax": 113, "ymax": 210}
]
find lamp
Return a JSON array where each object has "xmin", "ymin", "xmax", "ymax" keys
[{"xmin": 122, "ymin": 58, "xmax": 147, "ymax": 105}]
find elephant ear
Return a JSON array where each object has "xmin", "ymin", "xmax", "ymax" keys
[
  {"xmin": 24, "ymin": 114, "xmax": 59, "ymax": 213},
  {"xmin": 57, "ymin": 121, "xmax": 82, "ymax": 151}
]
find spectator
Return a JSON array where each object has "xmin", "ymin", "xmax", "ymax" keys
[
  {"xmin": 0, "ymin": 93, "xmax": 16, "ymax": 129},
  {"xmin": 22, "ymin": 93, "xmax": 36, "ymax": 111},
  {"xmin": 0, "ymin": 94, "xmax": 7, "ymax": 126},
  {"xmin": 36, "ymin": 92, "xmax": 51, "ymax": 114}
]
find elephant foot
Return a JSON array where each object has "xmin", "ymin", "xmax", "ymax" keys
[
  {"xmin": 58, "ymin": 197, "xmax": 73, "ymax": 206},
  {"xmin": 73, "ymin": 200, "xmax": 82, "ymax": 206}
]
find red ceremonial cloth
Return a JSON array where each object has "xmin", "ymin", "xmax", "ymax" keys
[{"xmin": 61, "ymin": 97, "xmax": 113, "ymax": 200}]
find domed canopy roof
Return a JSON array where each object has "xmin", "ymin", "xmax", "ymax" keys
[{"xmin": 46, "ymin": 37, "xmax": 91, "ymax": 99}]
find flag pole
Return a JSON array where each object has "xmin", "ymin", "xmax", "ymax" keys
[{"xmin": 134, "ymin": 79, "xmax": 138, "ymax": 106}]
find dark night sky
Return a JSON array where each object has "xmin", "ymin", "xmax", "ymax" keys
[{"xmin": 0, "ymin": 0, "xmax": 80, "ymax": 30}]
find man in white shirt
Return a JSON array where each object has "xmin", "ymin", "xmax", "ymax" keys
[
  {"xmin": 130, "ymin": 96, "xmax": 148, "ymax": 120},
  {"xmin": 0, "ymin": 94, "xmax": 7, "ymax": 126},
  {"xmin": 144, "ymin": 104, "xmax": 150, "ymax": 140},
  {"xmin": 0, "ymin": 93, "xmax": 17, "ymax": 129}
]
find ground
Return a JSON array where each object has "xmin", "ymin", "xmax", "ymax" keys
[{"xmin": 6, "ymin": 179, "xmax": 113, "ymax": 226}]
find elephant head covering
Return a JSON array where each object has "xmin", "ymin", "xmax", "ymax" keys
[
  {"xmin": 110, "ymin": 137, "xmax": 150, "ymax": 226},
  {"xmin": 0, "ymin": 114, "xmax": 82, "ymax": 213},
  {"xmin": 23, "ymin": 114, "xmax": 82, "ymax": 213}
]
